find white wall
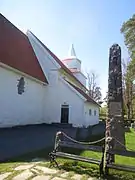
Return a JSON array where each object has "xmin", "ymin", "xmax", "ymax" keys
[
  {"xmin": 27, "ymin": 32, "xmax": 99, "ymax": 127},
  {"xmin": 84, "ymin": 102, "xmax": 99, "ymax": 127},
  {"xmin": 63, "ymin": 58, "xmax": 81, "ymax": 71},
  {"xmin": 44, "ymin": 72, "xmax": 85, "ymax": 127},
  {"xmin": 73, "ymin": 72, "xmax": 86, "ymax": 87},
  {"xmin": 0, "ymin": 67, "xmax": 46, "ymax": 128},
  {"xmin": 27, "ymin": 31, "xmax": 60, "ymax": 81},
  {"xmin": 27, "ymin": 32, "xmax": 86, "ymax": 127}
]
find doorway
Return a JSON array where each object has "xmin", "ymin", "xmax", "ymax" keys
[{"xmin": 61, "ymin": 105, "xmax": 69, "ymax": 124}]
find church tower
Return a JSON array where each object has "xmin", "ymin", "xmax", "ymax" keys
[{"xmin": 62, "ymin": 44, "xmax": 87, "ymax": 86}]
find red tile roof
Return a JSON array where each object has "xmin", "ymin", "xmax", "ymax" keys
[
  {"xmin": 69, "ymin": 68, "xmax": 81, "ymax": 73},
  {"xmin": 29, "ymin": 31, "xmax": 88, "ymax": 90},
  {"xmin": 0, "ymin": 14, "xmax": 48, "ymax": 83},
  {"xmin": 62, "ymin": 58, "xmax": 73, "ymax": 61},
  {"xmin": 70, "ymin": 70, "xmax": 80, "ymax": 73},
  {"xmin": 66, "ymin": 80, "xmax": 100, "ymax": 107}
]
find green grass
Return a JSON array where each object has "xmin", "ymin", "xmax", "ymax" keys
[
  {"xmin": 0, "ymin": 162, "xmax": 21, "ymax": 173},
  {"xmin": 125, "ymin": 128, "xmax": 135, "ymax": 150},
  {"xmin": 115, "ymin": 128, "xmax": 135, "ymax": 166}
]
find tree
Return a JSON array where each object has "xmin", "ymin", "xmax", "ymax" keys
[
  {"xmin": 87, "ymin": 71, "xmax": 102, "ymax": 102},
  {"xmin": 121, "ymin": 14, "xmax": 135, "ymax": 119},
  {"xmin": 103, "ymin": 92, "xmax": 108, "ymax": 103},
  {"xmin": 121, "ymin": 14, "xmax": 135, "ymax": 59},
  {"xmin": 100, "ymin": 105, "xmax": 107, "ymax": 114},
  {"xmin": 121, "ymin": 14, "xmax": 135, "ymax": 79},
  {"xmin": 121, "ymin": 58, "xmax": 132, "ymax": 119}
]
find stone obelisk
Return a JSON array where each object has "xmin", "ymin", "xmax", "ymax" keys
[{"xmin": 106, "ymin": 44, "xmax": 125, "ymax": 165}]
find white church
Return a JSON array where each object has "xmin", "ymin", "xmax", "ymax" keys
[{"xmin": 0, "ymin": 14, "xmax": 100, "ymax": 128}]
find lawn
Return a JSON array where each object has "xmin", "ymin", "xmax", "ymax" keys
[
  {"xmin": 0, "ymin": 128, "xmax": 135, "ymax": 180},
  {"xmin": 116, "ymin": 128, "xmax": 135, "ymax": 166},
  {"xmin": 57, "ymin": 128, "xmax": 135, "ymax": 180}
]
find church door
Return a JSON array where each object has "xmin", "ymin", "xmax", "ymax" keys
[{"xmin": 61, "ymin": 105, "xmax": 69, "ymax": 124}]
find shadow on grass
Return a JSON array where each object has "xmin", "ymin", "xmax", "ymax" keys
[
  {"xmin": 59, "ymin": 161, "xmax": 135, "ymax": 180},
  {"xmin": 4, "ymin": 147, "xmax": 53, "ymax": 163}
]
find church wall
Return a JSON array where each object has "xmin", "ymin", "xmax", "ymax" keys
[
  {"xmin": 73, "ymin": 72, "xmax": 86, "ymax": 87},
  {"xmin": 26, "ymin": 32, "xmax": 99, "ymax": 127},
  {"xmin": 44, "ymin": 74, "xmax": 86, "ymax": 127},
  {"xmin": 26, "ymin": 32, "xmax": 87, "ymax": 127},
  {"xmin": 44, "ymin": 72, "xmax": 99, "ymax": 127},
  {"xmin": 0, "ymin": 66, "xmax": 46, "ymax": 128},
  {"xmin": 84, "ymin": 102, "xmax": 99, "ymax": 127}
]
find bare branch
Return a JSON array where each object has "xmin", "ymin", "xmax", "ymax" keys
[{"xmin": 86, "ymin": 71, "xmax": 102, "ymax": 102}]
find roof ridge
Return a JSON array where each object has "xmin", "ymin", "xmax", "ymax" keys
[{"xmin": 65, "ymin": 80, "xmax": 100, "ymax": 107}]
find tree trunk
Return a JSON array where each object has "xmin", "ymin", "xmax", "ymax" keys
[
  {"xmin": 127, "ymin": 102, "xmax": 131, "ymax": 120},
  {"xmin": 130, "ymin": 82, "xmax": 133, "ymax": 119}
]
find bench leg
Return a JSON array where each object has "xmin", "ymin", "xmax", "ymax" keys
[
  {"xmin": 49, "ymin": 153, "xmax": 56, "ymax": 167},
  {"xmin": 99, "ymin": 163, "xmax": 104, "ymax": 177},
  {"xmin": 49, "ymin": 153, "xmax": 60, "ymax": 169},
  {"xmin": 54, "ymin": 159, "xmax": 59, "ymax": 169}
]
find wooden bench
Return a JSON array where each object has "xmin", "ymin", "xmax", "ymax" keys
[
  {"xmin": 49, "ymin": 140, "xmax": 105, "ymax": 176},
  {"xmin": 105, "ymin": 148, "xmax": 135, "ymax": 174}
]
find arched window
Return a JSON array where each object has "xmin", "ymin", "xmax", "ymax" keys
[
  {"xmin": 89, "ymin": 109, "xmax": 92, "ymax": 116},
  {"xmin": 17, "ymin": 77, "xmax": 25, "ymax": 95}
]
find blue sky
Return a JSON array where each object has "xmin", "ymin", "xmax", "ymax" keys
[{"xmin": 0, "ymin": 0, "xmax": 135, "ymax": 98}]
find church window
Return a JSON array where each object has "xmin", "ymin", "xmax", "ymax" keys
[
  {"xmin": 89, "ymin": 109, "xmax": 92, "ymax": 116},
  {"xmin": 94, "ymin": 110, "xmax": 96, "ymax": 116}
]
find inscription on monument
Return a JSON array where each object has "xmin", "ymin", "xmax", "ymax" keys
[{"xmin": 109, "ymin": 102, "xmax": 122, "ymax": 116}]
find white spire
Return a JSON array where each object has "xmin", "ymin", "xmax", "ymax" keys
[{"xmin": 68, "ymin": 44, "xmax": 77, "ymax": 57}]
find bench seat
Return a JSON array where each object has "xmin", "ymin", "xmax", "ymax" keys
[{"xmin": 50, "ymin": 151, "xmax": 101, "ymax": 165}]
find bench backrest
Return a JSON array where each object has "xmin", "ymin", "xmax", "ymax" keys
[{"xmin": 59, "ymin": 141, "xmax": 103, "ymax": 153}]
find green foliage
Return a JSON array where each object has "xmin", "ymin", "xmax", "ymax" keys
[
  {"xmin": 121, "ymin": 14, "xmax": 135, "ymax": 119},
  {"xmin": 100, "ymin": 106, "xmax": 107, "ymax": 115},
  {"xmin": 121, "ymin": 14, "xmax": 135, "ymax": 58},
  {"xmin": 99, "ymin": 105, "xmax": 107, "ymax": 120},
  {"xmin": 121, "ymin": 14, "xmax": 135, "ymax": 80}
]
